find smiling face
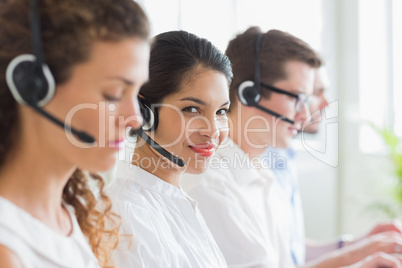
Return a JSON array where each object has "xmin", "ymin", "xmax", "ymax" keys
[
  {"xmin": 147, "ymin": 67, "xmax": 230, "ymax": 174},
  {"xmin": 39, "ymin": 38, "xmax": 149, "ymax": 172},
  {"xmin": 258, "ymin": 60, "xmax": 315, "ymax": 148}
]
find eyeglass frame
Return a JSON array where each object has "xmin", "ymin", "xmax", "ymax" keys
[{"xmin": 260, "ymin": 82, "xmax": 309, "ymax": 112}]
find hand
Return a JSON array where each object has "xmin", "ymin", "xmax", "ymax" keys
[
  {"xmin": 348, "ymin": 252, "xmax": 401, "ymax": 268},
  {"xmin": 366, "ymin": 221, "xmax": 402, "ymax": 237},
  {"xmin": 338, "ymin": 232, "xmax": 402, "ymax": 266},
  {"xmin": 349, "ymin": 221, "xmax": 402, "ymax": 247}
]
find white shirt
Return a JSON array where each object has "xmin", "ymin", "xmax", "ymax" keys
[
  {"xmin": 181, "ymin": 138, "xmax": 294, "ymax": 268},
  {"xmin": 263, "ymin": 147, "xmax": 306, "ymax": 265},
  {"xmin": 0, "ymin": 196, "xmax": 99, "ymax": 268},
  {"xmin": 106, "ymin": 161, "xmax": 227, "ymax": 268}
]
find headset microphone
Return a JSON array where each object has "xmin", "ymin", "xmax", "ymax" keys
[
  {"xmin": 30, "ymin": 103, "xmax": 95, "ymax": 143},
  {"xmin": 237, "ymin": 33, "xmax": 295, "ymax": 125},
  {"xmin": 5, "ymin": 0, "xmax": 95, "ymax": 144},
  {"xmin": 133, "ymin": 128, "xmax": 185, "ymax": 167},
  {"xmin": 137, "ymin": 97, "xmax": 185, "ymax": 167}
]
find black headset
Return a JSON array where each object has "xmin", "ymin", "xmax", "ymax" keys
[
  {"xmin": 138, "ymin": 97, "xmax": 159, "ymax": 132},
  {"xmin": 237, "ymin": 33, "xmax": 263, "ymax": 107},
  {"xmin": 5, "ymin": 0, "xmax": 95, "ymax": 143},
  {"xmin": 236, "ymin": 33, "xmax": 295, "ymax": 125},
  {"xmin": 6, "ymin": 0, "xmax": 55, "ymax": 108},
  {"xmin": 134, "ymin": 97, "xmax": 185, "ymax": 167}
]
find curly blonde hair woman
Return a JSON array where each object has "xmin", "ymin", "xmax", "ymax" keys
[{"xmin": 0, "ymin": 0, "xmax": 150, "ymax": 267}]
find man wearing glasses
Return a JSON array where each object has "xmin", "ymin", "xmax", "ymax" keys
[
  {"xmin": 263, "ymin": 64, "xmax": 402, "ymax": 267},
  {"xmin": 182, "ymin": 27, "xmax": 317, "ymax": 267},
  {"xmin": 182, "ymin": 27, "xmax": 402, "ymax": 268},
  {"xmin": 261, "ymin": 66, "xmax": 331, "ymax": 267}
]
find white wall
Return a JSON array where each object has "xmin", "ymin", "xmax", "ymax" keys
[{"xmin": 298, "ymin": 0, "xmax": 398, "ymax": 240}]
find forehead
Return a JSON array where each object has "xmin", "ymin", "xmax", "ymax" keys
[
  {"xmin": 167, "ymin": 67, "xmax": 229, "ymax": 101},
  {"xmin": 281, "ymin": 60, "xmax": 315, "ymax": 94},
  {"xmin": 89, "ymin": 38, "xmax": 149, "ymax": 69},
  {"xmin": 61, "ymin": 38, "xmax": 150, "ymax": 91},
  {"xmin": 314, "ymin": 67, "xmax": 330, "ymax": 91}
]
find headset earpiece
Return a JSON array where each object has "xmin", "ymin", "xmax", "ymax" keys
[
  {"xmin": 138, "ymin": 97, "xmax": 159, "ymax": 132},
  {"xmin": 6, "ymin": 0, "xmax": 55, "ymax": 108},
  {"xmin": 6, "ymin": 54, "xmax": 55, "ymax": 107},
  {"xmin": 237, "ymin": 33, "xmax": 263, "ymax": 108},
  {"xmin": 238, "ymin": 80, "xmax": 261, "ymax": 106}
]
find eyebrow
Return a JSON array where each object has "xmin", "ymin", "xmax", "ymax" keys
[
  {"xmin": 180, "ymin": 97, "xmax": 230, "ymax": 107},
  {"xmin": 106, "ymin": 76, "xmax": 134, "ymax": 86},
  {"xmin": 221, "ymin": 101, "xmax": 230, "ymax": 107}
]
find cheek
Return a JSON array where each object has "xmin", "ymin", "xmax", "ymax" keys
[
  {"xmin": 70, "ymin": 104, "xmax": 101, "ymax": 135},
  {"xmin": 281, "ymin": 101, "xmax": 296, "ymax": 117},
  {"xmin": 156, "ymin": 113, "xmax": 186, "ymax": 144},
  {"xmin": 264, "ymin": 96, "xmax": 295, "ymax": 116},
  {"xmin": 217, "ymin": 119, "xmax": 229, "ymax": 142}
]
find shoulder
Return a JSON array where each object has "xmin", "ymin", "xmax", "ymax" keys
[
  {"xmin": 106, "ymin": 174, "xmax": 148, "ymax": 207},
  {"xmin": 182, "ymin": 172, "xmax": 240, "ymax": 212},
  {"xmin": 0, "ymin": 245, "xmax": 24, "ymax": 268}
]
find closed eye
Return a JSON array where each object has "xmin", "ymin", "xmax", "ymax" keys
[{"xmin": 103, "ymin": 94, "xmax": 122, "ymax": 102}]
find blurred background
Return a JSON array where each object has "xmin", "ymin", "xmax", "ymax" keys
[{"xmin": 116, "ymin": 0, "xmax": 402, "ymax": 241}]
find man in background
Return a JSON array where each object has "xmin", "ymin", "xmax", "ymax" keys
[
  {"xmin": 264, "ymin": 65, "xmax": 402, "ymax": 266},
  {"xmin": 182, "ymin": 27, "xmax": 402, "ymax": 267}
]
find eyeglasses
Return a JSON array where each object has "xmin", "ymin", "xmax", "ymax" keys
[{"xmin": 260, "ymin": 82, "xmax": 309, "ymax": 112}]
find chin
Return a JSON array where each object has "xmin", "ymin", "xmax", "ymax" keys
[
  {"xmin": 82, "ymin": 155, "xmax": 117, "ymax": 173},
  {"xmin": 186, "ymin": 167, "xmax": 207, "ymax": 175},
  {"xmin": 303, "ymin": 124, "xmax": 319, "ymax": 134},
  {"xmin": 183, "ymin": 160, "xmax": 208, "ymax": 174},
  {"xmin": 276, "ymin": 139, "xmax": 291, "ymax": 149},
  {"xmin": 181, "ymin": 154, "xmax": 212, "ymax": 174}
]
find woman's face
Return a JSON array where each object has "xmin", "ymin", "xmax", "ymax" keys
[
  {"xmin": 151, "ymin": 67, "xmax": 230, "ymax": 174},
  {"xmin": 42, "ymin": 38, "xmax": 150, "ymax": 172}
]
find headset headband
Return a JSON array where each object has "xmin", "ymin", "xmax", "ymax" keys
[
  {"xmin": 30, "ymin": 0, "xmax": 43, "ymax": 71},
  {"xmin": 254, "ymin": 33, "xmax": 263, "ymax": 89}
]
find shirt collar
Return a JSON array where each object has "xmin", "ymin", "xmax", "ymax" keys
[{"xmin": 116, "ymin": 161, "xmax": 195, "ymax": 201}]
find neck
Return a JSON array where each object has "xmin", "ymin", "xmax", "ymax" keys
[
  {"xmin": 229, "ymin": 105, "xmax": 269, "ymax": 159},
  {"xmin": 0, "ymin": 128, "xmax": 75, "ymax": 235},
  {"xmin": 133, "ymin": 141, "xmax": 182, "ymax": 187}
]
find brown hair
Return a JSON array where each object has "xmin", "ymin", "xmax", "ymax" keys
[
  {"xmin": 0, "ymin": 0, "xmax": 149, "ymax": 266},
  {"xmin": 225, "ymin": 26, "xmax": 322, "ymax": 106}
]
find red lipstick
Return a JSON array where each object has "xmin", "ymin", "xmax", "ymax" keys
[{"xmin": 189, "ymin": 143, "xmax": 217, "ymax": 157}]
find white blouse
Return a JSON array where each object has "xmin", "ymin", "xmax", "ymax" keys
[
  {"xmin": 106, "ymin": 161, "xmax": 227, "ymax": 268},
  {"xmin": 0, "ymin": 196, "xmax": 99, "ymax": 268},
  {"xmin": 181, "ymin": 138, "xmax": 295, "ymax": 268}
]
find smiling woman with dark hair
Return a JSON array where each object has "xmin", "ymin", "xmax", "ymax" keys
[{"xmin": 106, "ymin": 30, "xmax": 232, "ymax": 267}]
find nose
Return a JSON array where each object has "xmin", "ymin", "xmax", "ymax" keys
[
  {"xmin": 296, "ymin": 102, "xmax": 310, "ymax": 122},
  {"xmin": 119, "ymin": 95, "xmax": 143, "ymax": 131},
  {"xmin": 319, "ymin": 95, "xmax": 329, "ymax": 110},
  {"xmin": 196, "ymin": 115, "xmax": 224, "ymax": 140}
]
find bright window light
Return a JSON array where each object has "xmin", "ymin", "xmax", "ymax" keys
[
  {"xmin": 393, "ymin": 0, "xmax": 402, "ymax": 136},
  {"xmin": 358, "ymin": 0, "xmax": 395, "ymax": 153}
]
